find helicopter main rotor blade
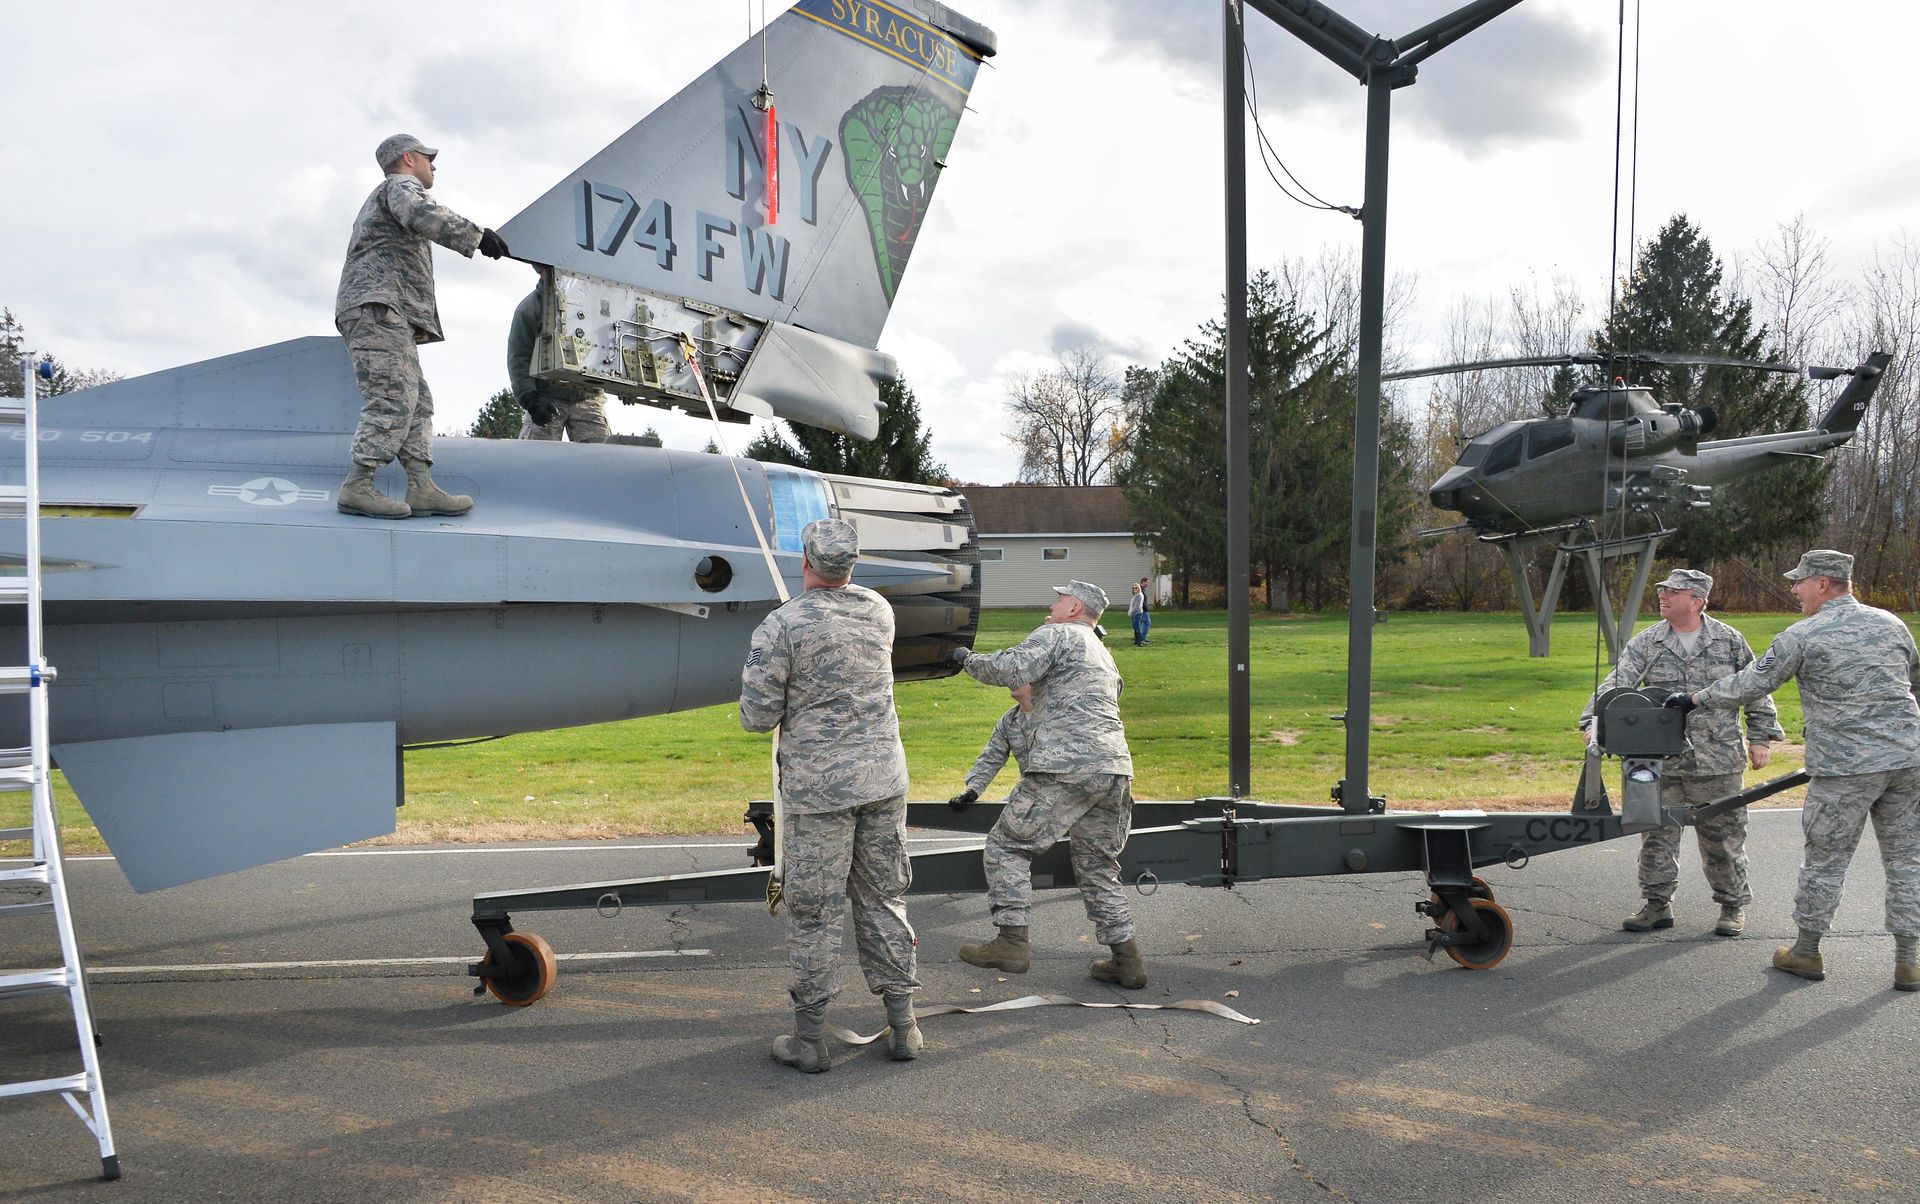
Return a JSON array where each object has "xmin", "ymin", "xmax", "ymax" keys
[
  {"xmin": 1619, "ymin": 349, "xmax": 1798, "ymax": 373},
  {"xmin": 1382, "ymin": 353, "xmax": 1600, "ymax": 381},
  {"xmin": 1384, "ymin": 348, "xmax": 1801, "ymax": 382}
]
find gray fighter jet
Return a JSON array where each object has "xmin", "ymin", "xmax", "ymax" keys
[{"xmin": 1, "ymin": 0, "xmax": 997, "ymax": 891}]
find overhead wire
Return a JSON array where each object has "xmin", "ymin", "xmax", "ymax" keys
[
  {"xmin": 1592, "ymin": 0, "xmax": 1644, "ymax": 692},
  {"xmin": 1241, "ymin": 43, "xmax": 1358, "ymax": 217}
]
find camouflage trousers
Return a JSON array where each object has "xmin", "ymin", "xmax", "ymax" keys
[
  {"xmin": 1795, "ymin": 766, "xmax": 1920, "ymax": 936},
  {"xmin": 1638, "ymin": 772, "xmax": 1750, "ymax": 906},
  {"xmin": 339, "ymin": 303, "xmax": 435, "ymax": 467},
  {"xmin": 519, "ymin": 397, "xmax": 610, "ymax": 443},
  {"xmin": 984, "ymin": 771, "xmax": 1135, "ymax": 945},
  {"xmin": 782, "ymin": 793, "xmax": 919, "ymax": 1012}
]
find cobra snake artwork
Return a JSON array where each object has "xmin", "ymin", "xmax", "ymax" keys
[{"xmin": 839, "ymin": 86, "xmax": 960, "ymax": 302}]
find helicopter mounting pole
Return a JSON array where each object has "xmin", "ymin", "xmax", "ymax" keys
[{"xmin": 1241, "ymin": 0, "xmax": 1524, "ymax": 813}]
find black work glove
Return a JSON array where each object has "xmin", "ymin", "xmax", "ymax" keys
[
  {"xmin": 948, "ymin": 788, "xmax": 978, "ymax": 811},
  {"xmin": 520, "ymin": 395, "xmax": 557, "ymax": 426},
  {"xmin": 948, "ymin": 646, "xmax": 972, "ymax": 667},
  {"xmin": 1663, "ymin": 691, "xmax": 1699, "ymax": 716},
  {"xmin": 478, "ymin": 228, "xmax": 509, "ymax": 259}
]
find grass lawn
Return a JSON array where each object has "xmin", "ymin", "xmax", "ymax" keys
[{"xmin": 2, "ymin": 608, "xmax": 1844, "ymax": 856}]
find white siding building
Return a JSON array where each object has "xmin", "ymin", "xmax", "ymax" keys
[{"xmin": 966, "ymin": 486, "xmax": 1157, "ymax": 609}]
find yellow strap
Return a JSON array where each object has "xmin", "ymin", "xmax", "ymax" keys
[
  {"xmin": 824, "ymin": 992, "xmax": 1262, "ymax": 1046},
  {"xmin": 676, "ymin": 333, "xmax": 791, "ymax": 916}
]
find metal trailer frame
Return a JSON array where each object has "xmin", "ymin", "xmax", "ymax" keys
[{"xmin": 468, "ymin": 793, "xmax": 1627, "ymax": 1001}]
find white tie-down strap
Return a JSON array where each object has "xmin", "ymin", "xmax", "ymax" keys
[
  {"xmin": 677, "ymin": 334, "xmax": 792, "ymax": 911},
  {"xmin": 825, "ymin": 992, "xmax": 1261, "ymax": 1045}
]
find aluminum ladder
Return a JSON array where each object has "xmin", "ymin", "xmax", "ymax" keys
[{"xmin": 0, "ymin": 355, "xmax": 119, "ymax": 1180}]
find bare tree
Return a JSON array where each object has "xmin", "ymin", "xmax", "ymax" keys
[
  {"xmin": 1825, "ymin": 235, "xmax": 1920, "ymax": 607},
  {"xmin": 1506, "ymin": 272, "xmax": 1588, "ymax": 410},
  {"xmin": 1280, "ymin": 246, "xmax": 1418, "ymax": 371},
  {"xmin": 1006, "ymin": 345, "xmax": 1126, "ymax": 486},
  {"xmin": 1752, "ymin": 214, "xmax": 1850, "ymax": 364}
]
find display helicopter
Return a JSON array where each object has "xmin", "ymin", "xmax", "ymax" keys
[
  {"xmin": 1387, "ymin": 348, "xmax": 1890, "ymax": 657},
  {"xmin": 0, "ymin": 0, "xmax": 999, "ymax": 894}
]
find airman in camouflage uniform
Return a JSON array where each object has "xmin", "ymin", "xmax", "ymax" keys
[
  {"xmin": 1580, "ymin": 569, "xmax": 1782, "ymax": 936},
  {"xmin": 950, "ymin": 580, "xmax": 1146, "ymax": 989},
  {"xmin": 334, "ymin": 134, "xmax": 510, "ymax": 519},
  {"xmin": 950, "ymin": 685, "xmax": 1035, "ymax": 805},
  {"xmin": 506, "ymin": 265, "xmax": 610, "ymax": 442},
  {"xmin": 1687, "ymin": 550, "xmax": 1920, "ymax": 990},
  {"xmin": 944, "ymin": 687, "xmax": 1036, "ymax": 810},
  {"xmin": 739, "ymin": 518, "xmax": 922, "ymax": 1071}
]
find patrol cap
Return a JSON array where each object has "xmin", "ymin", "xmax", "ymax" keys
[
  {"xmin": 1655, "ymin": 568, "xmax": 1712, "ymax": 597},
  {"xmin": 1783, "ymin": 548, "xmax": 1853, "ymax": 582},
  {"xmin": 801, "ymin": 518, "xmax": 859, "ymax": 580},
  {"xmin": 376, "ymin": 133, "xmax": 438, "ymax": 170},
  {"xmin": 1051, "ymin": 579, "xmax": 1109, "ymax": 616}
]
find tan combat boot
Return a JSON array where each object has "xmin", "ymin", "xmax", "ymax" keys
[
  {"xmin": 401, "ymin": 458, "xmax": 473, "ymax": 516},
  {"xmin": 1895, "ymin": 961, "xmax": 1919, "ymax": 992},
  {"xmin": 771, "ymin": 1005, "xmax": 830, "ymax": 1073},
  {"xmin": 1090, "ymin": 938, "xmax": 1148, "ymax": 989},
  {"xmin": 958, "ymin": 925, "xmax": 1029, "ymax": 973},
  {"xmin": 1714, "ymin": 905, "xmax": 1746, "ymax": 937},
  {"xmin": 1772, "ymin": 946, "xmax": 1826, "ymax": 981},
  {"xmin": 884, "ymin": 993, "xmax": 924, "ymax": 1061},
  {"xmin": 1622, "ymin": 899, "xmax": 1674, "ymax": 932},
  {"xmin": 337, "ymin": 462, "xmax": 410, "ymax": 519}
]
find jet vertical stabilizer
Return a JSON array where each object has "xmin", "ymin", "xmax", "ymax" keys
[{"xmin": 498, "ymin": 0, "xmax": 996, "ymax": 438}]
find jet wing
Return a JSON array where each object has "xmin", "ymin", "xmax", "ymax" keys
[{"xmin": 54, "ymin": 722, "xmax": 398, "ymax": 893}]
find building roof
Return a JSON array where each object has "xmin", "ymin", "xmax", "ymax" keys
[{"xmin": 966, "ymin": 485, "xmax": 1136, "ymax": 536}]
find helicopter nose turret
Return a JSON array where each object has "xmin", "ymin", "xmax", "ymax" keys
[{"xmin": 1428, "ymin": 465, "xmax": 1473, "ymax": 513}]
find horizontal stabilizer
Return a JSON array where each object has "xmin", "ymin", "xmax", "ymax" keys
[
  {"xmin": 46, "ymin": 337, "xmax": 362, "ymax": 435},
  {"xmin": 56, "ymin": 722, "xmax": 398, "ymax": 892}
]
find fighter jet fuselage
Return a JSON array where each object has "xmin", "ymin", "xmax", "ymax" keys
[{"xmin": 1, "ymin": 338, "xmax": 980, "ymax": 891}]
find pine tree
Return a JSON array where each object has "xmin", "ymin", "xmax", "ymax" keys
[
  {"xmin": 1594, "ymin": 215, "xmax": 1820, "ymax": 564},
  {"xmin": 1118, "ymin": 270, "xmax": 1416, "ymax": 610},
  {"xmin": 1117, "ymin": 353, "xmax": 1225, "ymax": 604},
  {"xmin": 468, "ymin": 388, "xmax": 523, "ymax": 438},
  {"xmin": 1, "ymin": 308, "xmax": 121, "ymax": 395},
  {"xmin": 0, "ymin": 309, "xmax": 23, "ymax": 387}
]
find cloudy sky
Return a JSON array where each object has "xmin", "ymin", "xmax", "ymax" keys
[{"xmin": 3, "ymin": 1, "xmax": 1913, "ymax": 483}]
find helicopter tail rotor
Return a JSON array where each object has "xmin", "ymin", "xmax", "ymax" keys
[{"xmin": 1812, "ymin": 351, "xmax": 1892, "ymax": 434}]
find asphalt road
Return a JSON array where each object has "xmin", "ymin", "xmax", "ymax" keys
[{"xmin": 2, "ymin": 810, "xmax": 1916, "ymax": 1202}]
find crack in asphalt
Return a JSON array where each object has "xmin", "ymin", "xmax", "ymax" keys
[
  {"xmin": 664, "ymin": 905, "xmax": 693, "ymax": 953},
  {"xmin": 1132, "ymin": 1010, "xmax": 1355, "ymax": 1200}
]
